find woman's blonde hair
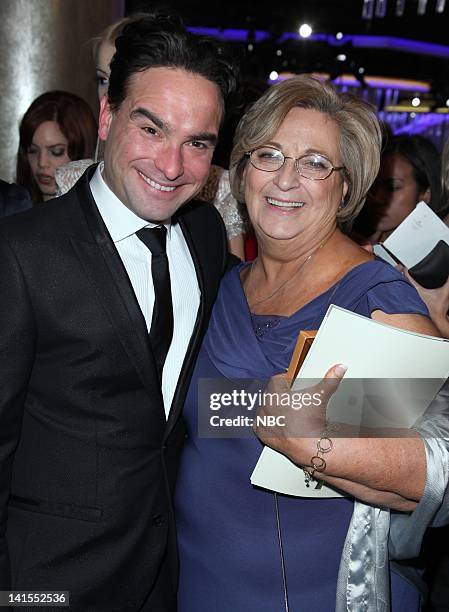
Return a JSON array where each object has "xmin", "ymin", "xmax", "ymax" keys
[
  {"xmin": 92, "ymin": 14, "xmax": 148, "ymax": 64},
  {"xmin": 229, "ymin": 75, "xmax": 382, "ymax": 225}
]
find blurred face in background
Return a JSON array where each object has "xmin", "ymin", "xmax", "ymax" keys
[
  {"xmin": 26, "ymin": 120, "xmax": 71, "ymax": 201},
  {"xmin": 95, "ymin": 39, "xmax": 115, "ymax": 101},
  {"xmin": 365, "ymin": 152, "xmax": 430, "ymax": 233}
]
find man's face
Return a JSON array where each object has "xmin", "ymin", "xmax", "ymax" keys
[{"xmin": 98, "ymin": 67, "xmax": 223, "ymax": 222}]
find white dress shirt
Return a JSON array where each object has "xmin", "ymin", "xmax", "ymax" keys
[{"xmin": 90, "ymin": 163, "xmax": 200, "ymax": 417}]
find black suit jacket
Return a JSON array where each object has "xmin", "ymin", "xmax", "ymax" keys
[
  {"xmin": 0, "ymin": 166, "xmax": 230, "ymax": 611},
  {"xmin": 0, "ymin": 180, "xmax": 32, "ymax": 217}
]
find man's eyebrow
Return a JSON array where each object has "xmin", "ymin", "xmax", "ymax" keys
[
  {"xmin": 130, "ymin": 107, "xmax": 217, "ymax": 145},
  {"xmin": 130, "ymin": 108, "xmax": 164, "ymax": 130},
  {"xmin": 188, "ymin": 132, "xmax": 218, "ymax": 145}
]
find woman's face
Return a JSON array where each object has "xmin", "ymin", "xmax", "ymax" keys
[
  {"xmin": 95, "ymin": 39, "xmax": 115, "ymax": 101},
  {"xmin": 26, "ymin": 120, "xmax": 71, "ymax": 201},
  {"xmin": 244, "ymin": 107, "xmax": 348, "ymax": 245},
  {"xmin": 365, "ymin": 152, "xmax": 429, "ymax": 233}
]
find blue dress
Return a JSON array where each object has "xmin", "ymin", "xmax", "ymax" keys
[{"xmin": 175, "ymin": 260, "xmax": 427, "ymax": 611}]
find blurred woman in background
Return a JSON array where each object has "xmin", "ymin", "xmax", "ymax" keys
[
  {"xmin": 93, "ymin": 16, "xmax": 137, "ymax": 101},
  {"xmin": 16, "ymin": 91, "xmax": 97, "ymax": 203},
  {"xmin": 353, "ymin": 134, "xmax": 444, "ymax": 244},
  {"xmin": 441, "ymin": 135, "xmax": 449, "ymax": 222},
  {"xmin": 404, "ymin": 136, "xmax": 449, "ymax": 339}
]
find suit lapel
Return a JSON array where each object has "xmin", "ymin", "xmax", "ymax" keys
[
  {"xmin": 164, "ymin": 203, "xmax": 226, "ymax": 437},
  {"xmin": 164, "ymin": 217, "xmax": 205, "ymax": 435},
  {"xmin": 69, "ymin": 167, "xmax": 165, "ymax": 414}
]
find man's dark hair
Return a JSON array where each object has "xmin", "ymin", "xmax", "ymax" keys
[{"xmin": 108, "ymin": 14, "xmax": 239, "ymax": 115}]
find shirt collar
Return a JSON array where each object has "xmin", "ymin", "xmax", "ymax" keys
[{"xmin": 89, "ymin": 162, "xmax": 171, "ymax": 243}]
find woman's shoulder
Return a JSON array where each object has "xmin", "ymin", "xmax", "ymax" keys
[
  {"xmin": 340, "ymin": 258, "xmax": 406, "ymax": 286},
  {"xmin": 335, "ymin": 258, "xmax": 428, "ymax": 316},
  {"xmin": 222, "ymin": 260, "xmax": 247, "ymax": 286},
  {"xmin": 55, "ymin": 159, "xmax": 95, "ymax": 196},
  {"xmin": 321, "ymin": 233, "xmax": 400, "ymax": 293},
  {"xmin": 215, "ymin": 262, "xmax": 250, "ymax": 310}
]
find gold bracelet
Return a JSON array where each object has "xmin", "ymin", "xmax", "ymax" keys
[{"xmin": 303, "ymin": 421, "xmax": 339, "ymax": 488}]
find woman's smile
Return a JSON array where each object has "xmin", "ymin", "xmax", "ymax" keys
[{"xmin": 266, "ymin": 196, "xmax": 305, "ymax": 209}]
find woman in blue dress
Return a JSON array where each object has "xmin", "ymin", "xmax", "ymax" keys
[{"xmin": 175, "ymin": 75, "xmax": 449, "ymax": 611}]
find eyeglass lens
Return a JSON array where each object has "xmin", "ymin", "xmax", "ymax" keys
[{"xmin": 250, "ymin": 147, "xmax": 333, "ymax": 179}]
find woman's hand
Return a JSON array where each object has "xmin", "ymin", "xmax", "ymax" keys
[
  {"xmin": 405, "ymin": 271, "xmax": 449, "ymax": 339},
  {"xmin": 253, "ymin": 363, "xmax": 426, "ymax": 511},
  {"xmin": 253, "ymin": 364, "xmax": 346, "ymax": 466}
]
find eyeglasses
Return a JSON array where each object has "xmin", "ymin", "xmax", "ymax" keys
[{"xmin": 246, "ymin": 146, "xmax": 345, "ymax": 180}]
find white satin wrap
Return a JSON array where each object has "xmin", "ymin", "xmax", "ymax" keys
[{"xmin": 336, "ymin": 380, "xmax": 449, "ymax": 611}]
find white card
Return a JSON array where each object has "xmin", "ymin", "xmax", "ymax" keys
[
  {"xmin": 382, "ymin": 201, "xmax": 449, "ymax": 268},
  {"xmin": 250, "ymin": 305, "xmax": 449, "ymax": 498}
]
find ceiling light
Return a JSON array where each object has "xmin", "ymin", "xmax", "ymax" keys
[
  {"xmin": 411, "ymin": 97, "xmax": 421, "ymax": 107},
  {"xmin": 269, "ymin": 71, "xmax": 279, "ymax": 81},
  {"xmin": 276, "ymin": 49, "xmax": 282, "ymax": 56},
  {"xmin": 384, "ymin": 105, "xmax": 430, "ymax": 113},
  {"xmin": 336, "ymin": 32, "xmax": 344, "ymax": 40},
  {"xmin": 336, "ymin": 54, "xmax": 347, "ymax": 61},
  {"xmin": 298, "ymin": 23, "xmax": 312, "ymax": 38}
]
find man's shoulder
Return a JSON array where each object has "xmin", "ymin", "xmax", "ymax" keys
[
  {"xmin": 0, "ymin": 180, "xmax": 33, "ymax": 218},
  {"xmin": 0, "ymin": 187, "xmax": 85, "ymax": 244},
  {"xmin": 177, "ymin": 198, "xmax": 227, "ymax": 244},
  {"xmin": 176, "ymin": 199, "xmax": 228, "ymax": 272},
  {"xmin": 176, "ymin": 198, "xmax": 227, "ymax": 239}
]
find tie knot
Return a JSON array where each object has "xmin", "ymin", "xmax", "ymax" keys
[{"xmin": 136, "ymin": 226, "xmax": 167, "ymax": 256}]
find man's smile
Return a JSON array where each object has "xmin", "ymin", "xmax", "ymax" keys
[{"xmin": 137, "ymin": 169, "xmax": 177, "ymax": 192}]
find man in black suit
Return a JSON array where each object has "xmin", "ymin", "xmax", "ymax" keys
[
  {"xmin": 0, "ymin": 16, "xmax": 237, "ymax": 612},
  {"xmin": 0, "ymin": 180, "xmax": 32, "ymax": 217}
]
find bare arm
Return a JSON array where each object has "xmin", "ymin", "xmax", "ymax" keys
[
  {"xmin": 403, "ymin": 272, "xmax": 449, "ymax": 339},
  {"xmin": 228, "ymin": 234, "xmax": 245, "ymax": 260},
  {"xmin": 370, "ymin": 308, "xmax": 440, "ymax": 336}
]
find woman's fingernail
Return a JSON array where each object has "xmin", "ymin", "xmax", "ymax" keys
[{"xmin": 334, "ymin": 364, "xmax": 347, "ymax": 377}]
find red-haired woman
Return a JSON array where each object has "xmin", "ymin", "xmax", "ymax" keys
[{"xmin": 16, "ymin": 91, "xmax": 97, "ymax": 203}]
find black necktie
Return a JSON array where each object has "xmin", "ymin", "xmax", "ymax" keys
[{"xmin": 136, "ymin": 226, "xmax": 174, "ymax": 383}]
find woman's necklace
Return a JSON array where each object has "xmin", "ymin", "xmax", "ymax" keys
[{"xmin": 248, "ymin": 236, "xmax": 331, "ymax": 310}]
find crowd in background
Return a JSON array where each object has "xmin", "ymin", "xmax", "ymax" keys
[{"xmin": 4, "ymin": 12, "xmax": 449, "ymax": 342}]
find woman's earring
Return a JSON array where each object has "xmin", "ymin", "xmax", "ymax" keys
[{"xmin": 422, "ymin": 188, "xmax": 431, "ymax": 204}]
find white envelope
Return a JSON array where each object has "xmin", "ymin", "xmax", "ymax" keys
[{"xmin": 380, "ymin": 201, "xmax": 449, "ymax": 268}]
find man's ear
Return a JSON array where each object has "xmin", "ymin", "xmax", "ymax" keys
[{"xmin": 98, "ymin": 96, "xmax": 113, "ymax": 142}]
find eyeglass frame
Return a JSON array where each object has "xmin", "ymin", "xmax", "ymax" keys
[{"xmin": 245, "ymin": 146, "xmax": 346, "ymax": 181}]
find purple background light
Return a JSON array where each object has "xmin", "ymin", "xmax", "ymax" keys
[{"xmin": 187, "ymin": 27, "xmax": 449, "ymax": 58}]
